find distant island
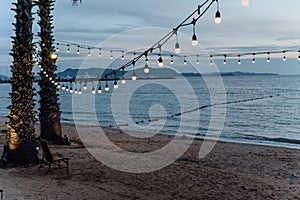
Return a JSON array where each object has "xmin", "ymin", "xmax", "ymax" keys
[
  {"xmin": 182, "ymin": 71, "xmax": 278, "ymax": 77},
  {"xmin": 57, "ymin": 68, "xmax": 278, "ymax": 79},
  {"xmin": 0, "ymin": 69, "xmax": 280, "ymax": 83}
]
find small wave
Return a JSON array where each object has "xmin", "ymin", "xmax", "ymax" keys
[{"xmin": 269, "ymin": 138, "xmax": 300, "ymax": 145}]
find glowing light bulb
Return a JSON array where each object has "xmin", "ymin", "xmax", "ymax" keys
[
  {"xmin": 132, "ymin": 71, "xmax": 137, "ymax": 81},
  {"xmin": 192, "ymin": 34, "xmax": 198, "ymax": 46},
  {"xmin": 65, "ymin": 86, "xmax": 69, "ymax": 92},
  {"xmin": 121, "ymin": 52, "xmax": 125, "ymax": 60},
  {"xmin": 62, "ymin": 84, "xmax": 66, "ymax": 90},
  {"xmin": 105, "ymin": 83, "xmax": 110, "ymax": 92},
  {"xmin": 170, "ymin": 55, "xmax": 174, "ymax": 65},
  {"xmin": 242, "ymin": 0, "xmax": 249, "ymax": 6},
  {"xmin": 158, "ymin": 56, "xmax": 164, "ymax": 67},
  {"xmin": 144, "ymin": 63, "xmax": 150, "ymax": 74},
  {"xmin": 67, "ymin": 44, "xmax": 70, "ymax": 53},
  {"xmin": 210, "ymin": 55, "xmax": 213, "ymax": 66},
  {"xmin": 282, "ymin": 51, "xmax": 287, "ymax": 61},
  {"xmin": 88, "ymin": 48, "xmax": 91, "ymax": 56},
  {"xmin": 175, "ymin": 42, "xmax": 181, "ymax": 54},
  {"xmin": 114, "ymin": 80, "xmax": 118, "ymax": 89},
  {"xmin": 92, "ymin": 87, "xmax": 96, "ymax": 94},
  {"xmin": 267, "ymin": 52, "xmax": 270, "ymax": 63},
  {"xmin": 70, "ymin": 87, "xmax": 73, "ymax": 93},
  {"xmin": 83, "ymin": 82, "xmax": 87, "ymax": 90},
  {"xmin": 252, "ymin": 53, "xmax": 256, "ymax": 64},
  {"xmin": 110, "ymin": 51, "xmax": 113, "ymax": 59},
  {"xmin": 78, "ymin": 89, "xmax": 82, "ymax": 95},
  {"xmin": 215, "ymin": 11, "xmax": 222, "ymax": 24},
  {"xmin": 222, "ymin": 55, "xmax": 226, "ymax": 65},
  {"xmin": 74, "ymin": 89, "xmax": 78, "ymax": 94},
  {"xmin": 57, "ymin": 83, "xmax": 61, "ymax": 89},
  {"xmin": 98, "ymin": 86, "xmax": 102, "ymax": 94},
  {"xmin": 183, "ymin": 56, "xmax": 187, "ymax": 65},
  {"xmin": 77, "ymin": 46, "xmax": 80, "ymax": 54},
  {"xmin": 121, "ymin": 76, "xmax": 126, "ymax": 85}
]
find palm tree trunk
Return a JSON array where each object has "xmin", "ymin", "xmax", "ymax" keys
[
  {"xmin": 7, "ymin": 0, "xmax": 38, "ymax": 166},
  {"xmin": 37, "ymin": 0, "xmax": 63, "ymax": 144}
]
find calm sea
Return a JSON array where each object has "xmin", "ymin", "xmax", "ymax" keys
[{"xmin": 1, "ymin": 75, "xmax": 300, "ymax": 149}]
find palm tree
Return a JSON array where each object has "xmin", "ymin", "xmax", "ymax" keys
[
  {"xmin": 37, "ymin": 0, "xmax": 63, "ymax": 143},
  {"xmin": 6, "ymin": 0, "xmax": 38, "ymax": 166}
]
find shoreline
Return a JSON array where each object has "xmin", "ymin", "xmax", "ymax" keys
[
  {"xmin": 1, "ymin": 119, "xmax": 300, "ymax": 199},
  {"xmin": 2, "ymin": 115, "xmax": 300, "ymax": 151}
]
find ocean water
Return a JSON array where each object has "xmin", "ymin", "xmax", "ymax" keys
[{"xmin": 1, "ymin": 75, "xmax": 300, "ymax": 149}]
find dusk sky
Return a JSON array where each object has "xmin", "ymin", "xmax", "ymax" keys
[{"xmin": 0, "ymin": 0, "xmax": 300, "ymax": 75}]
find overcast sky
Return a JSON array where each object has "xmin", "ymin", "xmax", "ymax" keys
[{"xmin": 0, "ymin": 0, "xmax": 300, "ymax": 75}]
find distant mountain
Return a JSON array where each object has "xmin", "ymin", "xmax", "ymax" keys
[
  {"xmin": 182, "ymin": 71, "xmax": 278, "ymax": 77},
  {"xmin": 57, "ymin": 67, "xmax": 180, "ymax": 79},
  {"xmin": 221, "ymin": 71, "xmax": 278, "ymax": 76}
]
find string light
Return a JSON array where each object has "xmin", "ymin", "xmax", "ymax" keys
[
  {"xmin": 196, "ymin": 55, "xmax": 200, "ymax": 64},
  {"xmin": 132, "ymin": 71, "xmax": 137, "ymax": 81},
  {"xmin": 242, "ymin": 0, "xmax": 249, "ymax": 7},
  {"xmin": 298, "ymin": 51, "xmax": 300, "ymax": 61},
  {"xmin": 191, "ymin": 20, "xmax": 198, "ymax": 46},
  {"xmin": 114, "ymin": 80, "xmax": 119, "ymax": 89},
  {"xmin": 252, "ymin": 53, "xmax": 256, "ymax": 64},
  {"xmin": 183, "ymin": 56, "xmax": 187, "ymax": 65},
  {"xmin": 92, "ymin": 82, "xmax": 96, "ymax": 94},
  {"xmin": 88, "ymin": 48, "xmax": 91, "ymax": 56},
  {"xmin": 175, "ymin": 31, "xmax": 181, "ymax": 54},
  {"xmin": 132, "ymin": 63, "xmax": 137, "ymax": 80},
  {"xmin": 69, "ymin": 82, "xmax": 73, "ymax": 94},
  {"xmin": 77, "ymin": 45, "xmax": 80, "ymax": 54},
  {"xmin": 67, "ymin": 44, "xmax": 70, "ymax": 53},
  {"xmin": 62, "ymin": 83, "xmax": 66, "ymax": 90},
  {"xmin": 238, "ymin": 55, "xmax": 241, "ymax": 65},
  {"xmin": 121, "ymin": 51, "xmax": 125, "ymax": 60},
  {"xmin": 121, "ymin": 68, "xmax": 126, "ymax": 84},
  {"xmin": 74, "ymin": 82, "xmax": 78, "ymax": 94},
  {"xmin": 282, "ymin": 51, "xmax": 287, "ymax": 61},
  {"xmin": 170, "ymin": 55, "xmax": 174, "ymax": 65},
  {"xmin": 144, "ymin": 62, "xmax": 150, "ymax": 74},
  {"xmin": 110, "ymin": 50, "xmax": 113, "ymax": 59},
  {"xmin": 214, "ymin": 0, "xmax": 222, "ymax": 24},
  {"xmin": 56, "ymin": 43, "xmax": 59, "ymax": 52},
  {"xmin": 78, "ymin": 82, "xmax": 82, "ymax": 95},
  {"xmin": 121, "ymin": 76, "xmax": 126, "ymax": 85},
  {"xmin": 98, "ymin": 84, "xmax": 102, "ymax": 94},
  {"xmin": 50, "ymin": 52, "xmax": 58, "ymax": 60},
  {"xmin": 65, "ymin": 83, "xmax": 69, "ymax": 92},
  {"xmin": 105, "ymin": 82, "xmax": 109, "ymax": 92},
  {"xmin": 267, "ymin": 52, "xmax": 270, "ymax": 63},
  {"xmin": 99, "ymin": 49, "xmax": 102, "ymax": 57},
  {"xmin": 83, "ymin": 81, "xmax": 87, "ymax": 90},
  {"xmin": 210, "ymin": 55, "xmax": 213, "ymax": 66},
  {"xmin": 223, "ymin": 55, "xmax": 227, "ymax": 65},
  {"xmin": 145, "ymin": 55, "xmax": 149, "ymax": 64}
]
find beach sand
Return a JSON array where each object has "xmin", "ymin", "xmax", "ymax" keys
[{"xmin": 0, "ymin": 117, "xmax": 300, "ymax": 200}]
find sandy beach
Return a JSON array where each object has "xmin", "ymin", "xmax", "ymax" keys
[{"xmin": 1, "ymin": 116, "xmax": 300, "ymax": 200}]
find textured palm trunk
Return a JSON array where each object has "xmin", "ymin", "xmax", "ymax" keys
[
  {"xmin": 37, "ymin": 0, "xmax": 62, "ymax": 143},
  {"xmin": 7, "ymin": 0, "xmax": 38, "ymax": 166}
]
